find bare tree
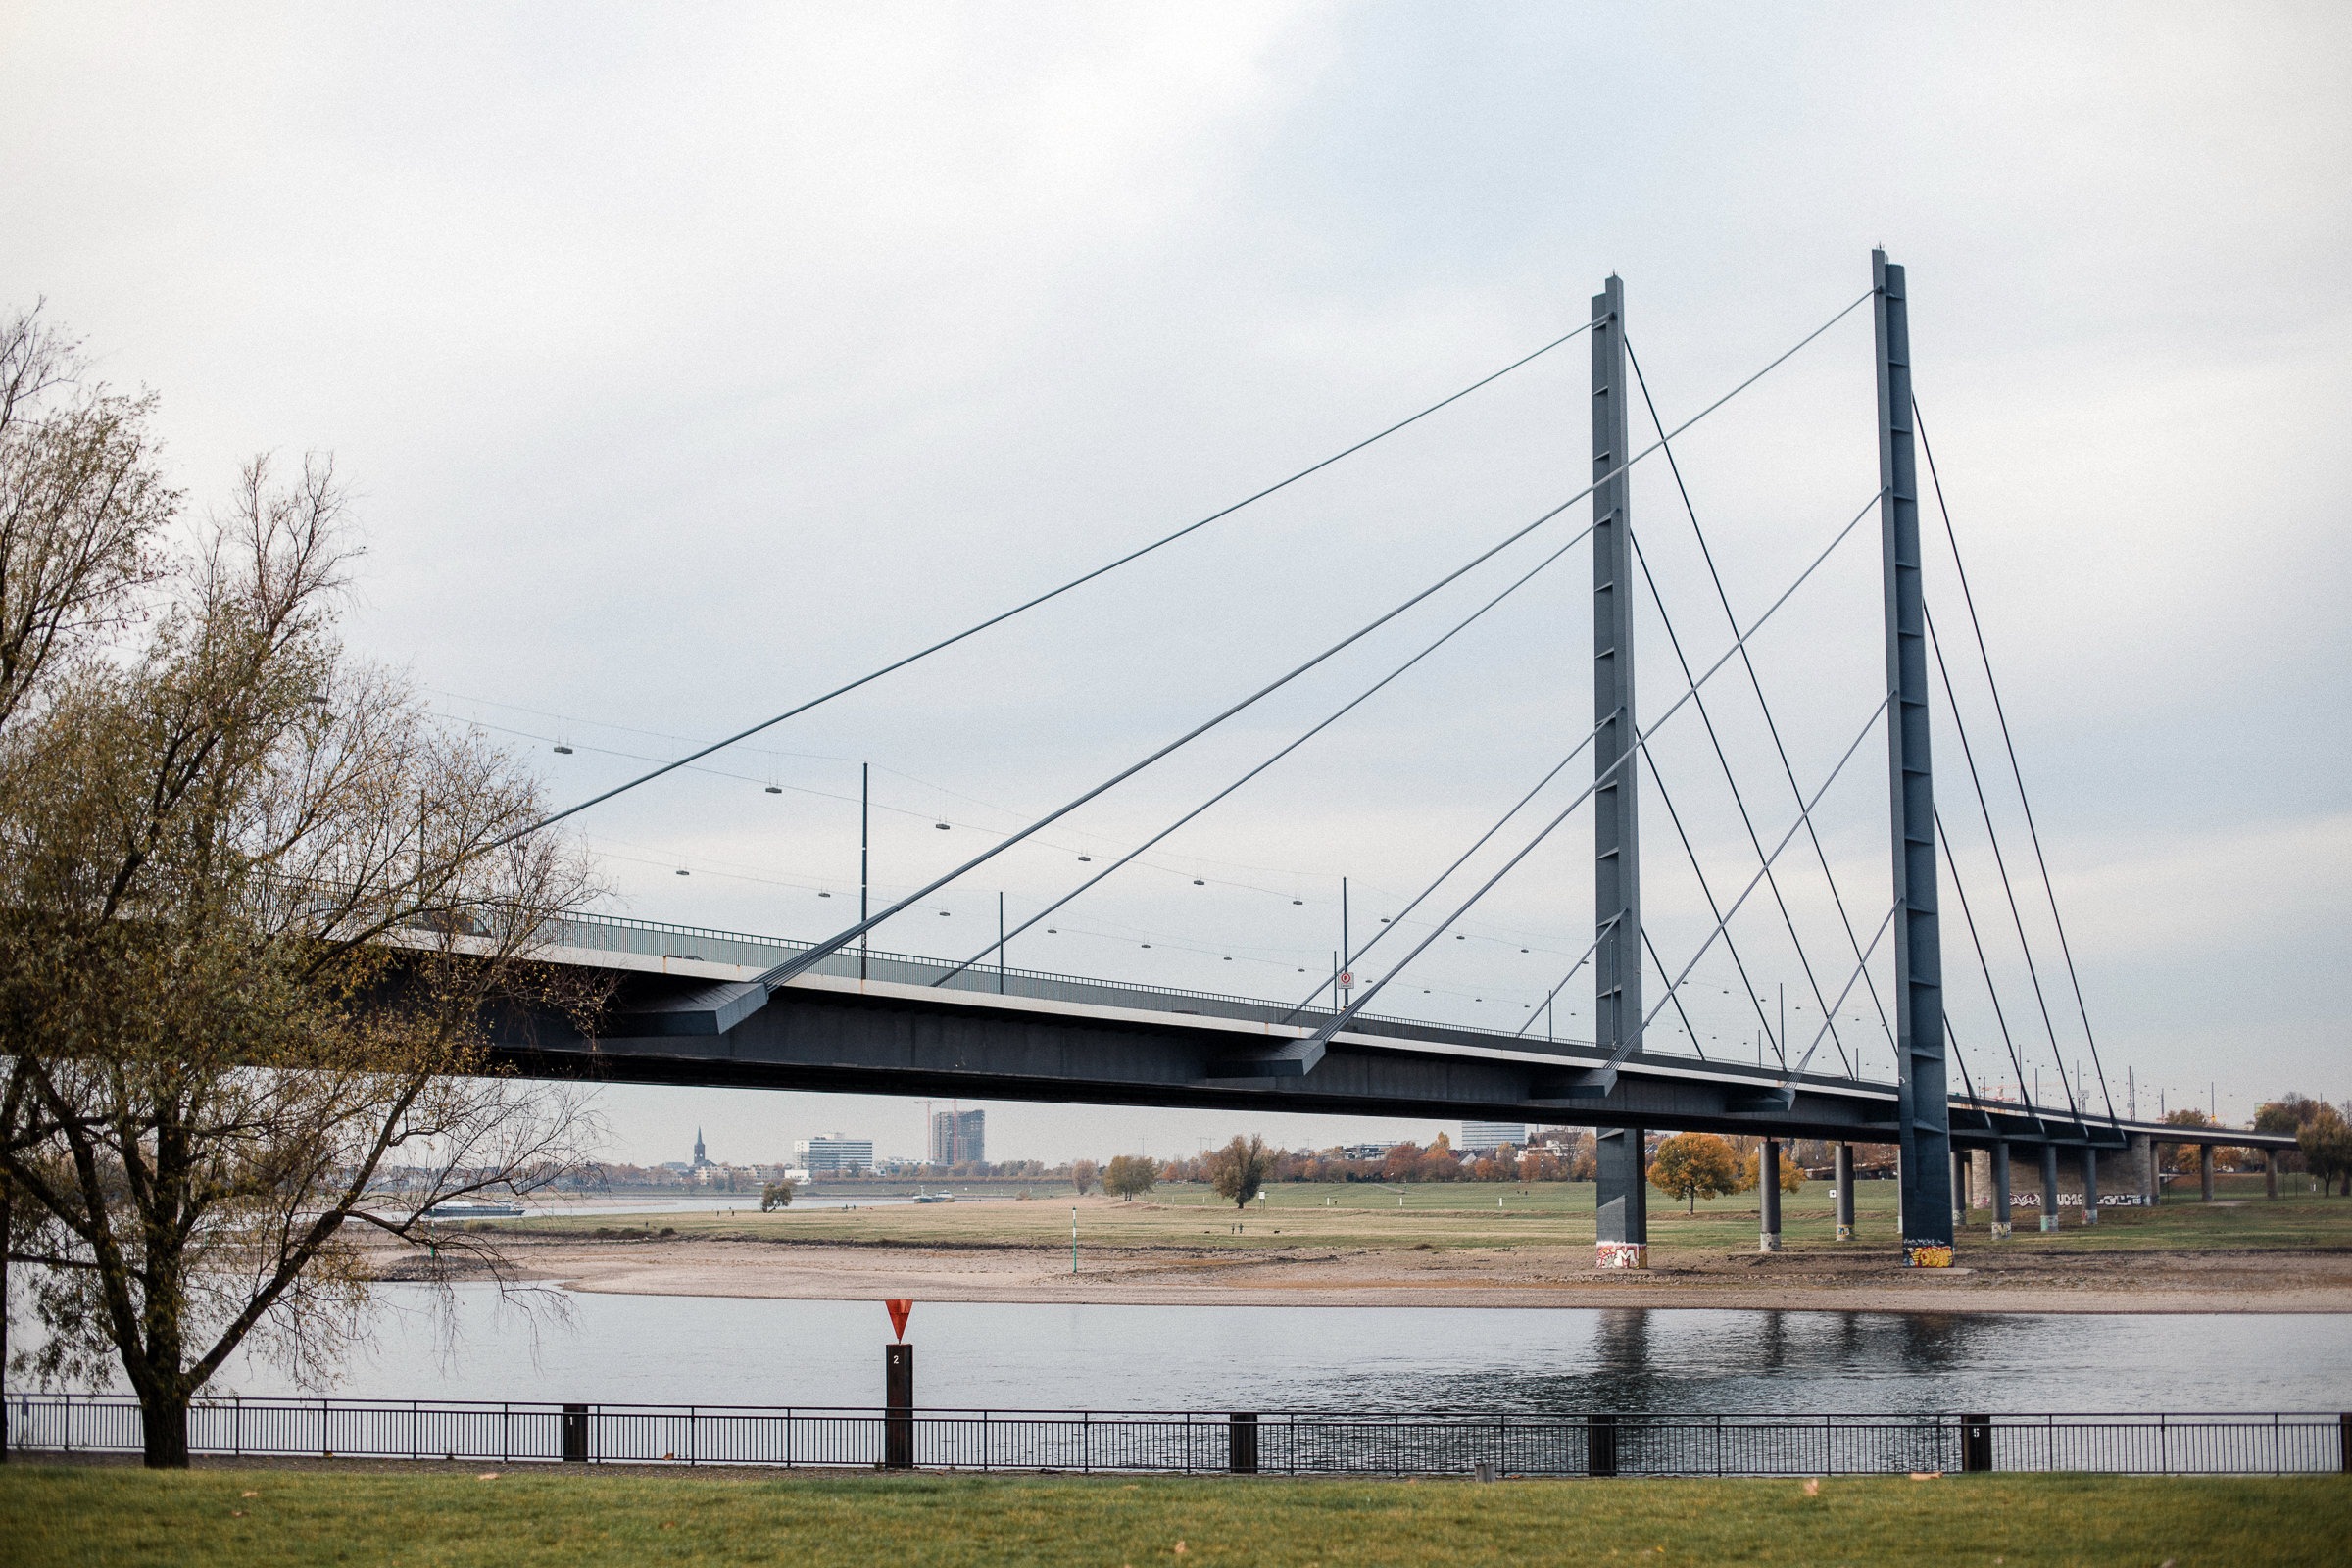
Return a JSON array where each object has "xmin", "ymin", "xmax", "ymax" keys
[{"xmin": 0, "ymin": 447, "xmax": 605, "ymax": 1466}]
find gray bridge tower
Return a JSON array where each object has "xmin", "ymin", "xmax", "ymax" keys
[
  {"xmin": 1589, "ymin": 273, "xmax": 1649, "ymax": 1269},
  {"xmin": 1874, "ymin": 250, "xmax": 1955, "ymax": 1265}
]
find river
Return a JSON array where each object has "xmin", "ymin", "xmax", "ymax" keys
[{"xmin": 169, "ymin": 1286, "xmax": 2352, "ymax": 1414}]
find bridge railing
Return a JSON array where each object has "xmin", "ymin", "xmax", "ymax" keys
[
  {"xmin": 543, "ymin": 912, "xmax": 1432, "ymax": 1039},
  {"xmin": 11, "ymin": 1395, "xmax": 2346, "ymax": 1477}
]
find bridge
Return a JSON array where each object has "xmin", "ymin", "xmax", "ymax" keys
[{"xmin": 491, "ymin": 251, "xmax": 2291, "ymax": 1270}]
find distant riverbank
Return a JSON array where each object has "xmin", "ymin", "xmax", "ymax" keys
[{"xmin": 408, "ymin": 1181, "xmax": 2352, "ymax": 1316}]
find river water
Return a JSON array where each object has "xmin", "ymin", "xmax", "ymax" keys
[{"xmin": 177, "ymin": 1287, "xmax": 2352, "ymax": 1415}]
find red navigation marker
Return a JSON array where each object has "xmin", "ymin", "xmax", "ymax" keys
[{"xmin": 885, "ymin": 1298, "xmax": 913, "ymax": 1341}]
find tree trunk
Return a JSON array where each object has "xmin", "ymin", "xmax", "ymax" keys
[
  {"xmin": 1, "ymin": 1175, "xmax": 10, "ymax": 1464},
  {"xmin": 139, "ymin": 1382, "xmax": 191, "ymax": 1469}
]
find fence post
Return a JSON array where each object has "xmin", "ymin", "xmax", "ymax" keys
[
  {"xmin": 562, "ymin": 1403, "xmax": 588, "ymax": 1463},
  {"xmin": 884, "ymin": 1344, "xmax": 914, "ymax": 1470},
  {"xmin": 1962, "ymin": 1414, "xmax": 1992, "ymax": 1473},
  {"xmin": 2340, "ymin": 1413, "xmax": 2350, "ymax": 1474},
  {"xmin": 1229, "ymin": 1412, "xmax": 1258, "ymax": 1474},
  {"xmin": 1587, "ymin": 1413, "xmax": 1618, "ymax": 1478}
]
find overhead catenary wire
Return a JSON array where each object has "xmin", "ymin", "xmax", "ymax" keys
[
  {"xmin": 1299, "ymin": 491, "xmax": 1886, "ymax": 1047},
  {"xmin": 927, "ymin": 513, "xmax": 1602, "ymax": 987},
  {"xmin": 1513, "ymin": 917, "xmax": 1614, "ymax": 1039},
  {"xmin": 1624, "ymin": 334, "xmax": 1902, "ymax": 1064},
  {"xmin": 500, "ymin": 320, "xmax": 1602, "ymax": 845},
  {"xmin": 1276, "ymin": 713, "xmax": 1607, "ymax": 1022},
  {"xmin": 1915, "ymin": 400, "xmax": 2120, "ymax": 1129},
  {"xmin": 761, "ymin": 294, "xmax": 1879, "ymax": 988}
]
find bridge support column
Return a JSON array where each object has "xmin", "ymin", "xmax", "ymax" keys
[
  {"xmin": 2038, "ymin": 1144, "xmax": 2061, "ymax": 1232},
  {"xmin": 1594, "ymin": 1124, "xmax": 1648, "ymax": 1269},
  {"xmin": 2266, "ymin": 1150, "xmax": 2279, "ymax": 1200},
  {"xmin": 2132, "ymin": 1133, "xmax": 2158, "ymax": 1205},
  {"xmin": 1759, "ymin": 1139, "xmax": 1783, "ymax": 1251},
  {"xmin": 1590, "ymin": 272, "xmax": 1644, "ymax": 1091},
  {"xmin": 2199, "ymin": 1145, "xmax": 2214, "ymax": 1201},
  {"xmin": 1989, "ymin": 1142, "xmax": 2012, "ymax": 1239},
  {"xmin": 1875, "ymin": 250, "xmax": 1953, "ymax": 1269},
  {"xmin": 1834, "ymin": 1144, "xmax": 1855, "ymax": 1241},
  {"xmin": 2079, "ymin": 1147, "xmax": 2099, "ymax": 1226},
  {"xmin": 1952, "ymin": 1150, "xmax": 1969, "ymax": 1229}
]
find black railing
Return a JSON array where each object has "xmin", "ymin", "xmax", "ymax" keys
[{"xmin": 9, "ymin": 1395, "xmax": 2348, "ymax": 1477}]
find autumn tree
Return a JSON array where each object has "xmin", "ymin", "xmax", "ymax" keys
[
  {"xmin": 1648, "ymin": 1133, "xmax": 1740, "ymax": 1213},
  {"xmin": 1070, "ymin": 1158, "xmax": 1099, "ymax": 1196},
  {"xmin": 1207, "ymin": 1134, "xmax": 1271, "ymax": 1209},
  {"xmin": 2298, "ymin": 1104, "xmax": 2352, "ymax": 1197},
  {"xmin": 1740, "ymin": 1146, "xmax": 1806, "ymax": 1195},
  {"xmin": 1102, "ymin": 1154, "xmax": 1156, "ymax": 1201},
  {"xmin": 0, "ymin": 337, "xmax": 603, "ymax": 1468}
]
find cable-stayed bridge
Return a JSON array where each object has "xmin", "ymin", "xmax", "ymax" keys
[{"xmin": 488, "ymin": 251, "xmax": 2290, "ymax": 1269}]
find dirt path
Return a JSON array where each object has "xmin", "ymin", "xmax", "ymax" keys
[{"xmin": 481, "ymin": 1235, "xmax": 2352, "ymax": 1314}]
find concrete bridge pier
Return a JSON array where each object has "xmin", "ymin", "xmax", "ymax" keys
[
  {"xmin": 2079, "ymin": 1147, "xmax": 2100, "ymax": 1226},
  {"xmin": 2200, "ymin": 1145, "xmax": 2215, "ymax": 1201},
  {"xmin": 1834, "ymin": 1144, "xmax": 1856, "ymax": 1241},
  {"xmin": 1989, "ymin": 1142, "xmax": 2013, "ymax": 1239},
  {"xmin": 2266, "ymin": 1150, "xmax": 2279, "ymax": 1200},
  {"xmin": 2039, "ymin": 1144, "xmax": 2062, "ymax": 1232},
  {"xmin": 1951, "ymin": 1151, "xmax": 1969, "ymax": 1230},
  {"xmin": 1759, "ymin": 1139, "xmax": 1783, "ymax": 1252},
  {"xmin": 1594, "ymin": 1124, "xmax": 1648, "ymax": 1269},
  {"xmin": 2132, "ymin": 1134, "xmax": 2159, "ymax": 1206}
]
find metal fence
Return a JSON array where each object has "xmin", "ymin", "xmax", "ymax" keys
[{"xmin": 10, "ymin": 1396, "xmax": 2348, "ymax": 1477}]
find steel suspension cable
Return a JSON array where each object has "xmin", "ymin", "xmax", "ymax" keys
[
  {"xmin": 1275, "ymin": 715, "xmax": 1608, "ymax": 1022},
  {"xmin": 1633, "ymin": 694, "xmax": 1891, "ymax": 1059},
  {"xmin": 1634, "ymin": 729, "xmax": 1790, "ymax": 1070},
  {"xmin": 1927, "ymin": 608, "xmax": 2087, "ymax": 1128},
  {"xmin": 1786, "ymin": 902, "xmax": 1899, "ymax": 1080},
  {"xmin": 1513, "ymin": 918, "xmax": 1614, "ymax": 1039},
  {"xmin": 1629, "ymin": 527, "xmax": 1865, "ymax": 1075},
  {"xmin": 763, "ymin": 295, "xmax": 1879, "ymax": 986},
  {"xmin": 1640, "ymin": 923, "xmax": 1716, "ymax": 1062},
  {"xmin": 926, "ymin": 517, "xmax": 1600, "ymax": 986},
  {"xmin": 1298, "ymin": 495, "xmax": 1884, "ymax": 1047},
  {"xmin": 506, "ymin": 320, "xmax": 1600, "ymax": 844},
  {"xmin": 1935, "ymin": 807, "xmax": 2069, "ymax": 1128},
  {"xmin": 1915, "ymin": 402, "xmax": 2120, "ymax": 1128},
  {"xmin": 1623, "ymin": 337, "xmax": 1903, "ymax": 1054}
]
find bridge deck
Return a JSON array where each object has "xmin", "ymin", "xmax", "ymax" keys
[{"xmin": 500, "ymin": 914, "xmax": 2282, "ymax": 1152}]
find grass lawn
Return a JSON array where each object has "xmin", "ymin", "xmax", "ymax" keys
[
  {"xmin": 3, "ymin": 1462, "xmax": 2346, "ymax": 1567},
  {"xmin": 480, "ymin": 1178, "xmax": 2352, "ymax": 1262}
]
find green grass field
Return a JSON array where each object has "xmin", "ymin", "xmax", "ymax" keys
[
  {"xmin": 3, "ymin": 1462, "xmax": 2345, "ymax": 1566},
  {"xmin": 484, "ymin": 1177, "xmax": 2352, "ymax": 1260}
]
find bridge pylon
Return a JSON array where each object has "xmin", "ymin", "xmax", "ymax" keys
[
  {"xmin": 1875, "ymin": 249, "xmax": 1955, "ymax": 1266},
  {"xmin": 1589, "ymin": 272, "xmax": 1649, "ymax": 1271}
]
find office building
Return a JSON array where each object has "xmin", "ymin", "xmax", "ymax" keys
[
  {"xmin": 930, "ymin": 1108, "xmax": 985, "ymax": 1165},
  {"xmin": 1459, "ymin": 1122, "xmax": 1528, "ymax": 1153},
  {"xmin": 793, "ymin": 1133, "xmax": 874, "ymax": 1175}
]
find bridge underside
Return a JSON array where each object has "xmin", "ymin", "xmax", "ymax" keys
[{"xmin": 489, "ymin": 956, "xmax": 2255, "ymax": 1153}]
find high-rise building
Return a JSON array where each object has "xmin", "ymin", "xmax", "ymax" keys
[
  {"xmin": 929, "ymin": 1108, "xmax": 985, "ymax": 1166},
  {"xmin": 793, "ymin": 1133, "xmax": 874, "ymax": 1174},
  {"xmin": 1459, "ymin": 1122, "xmax": 1528, "ymax": 1153}
]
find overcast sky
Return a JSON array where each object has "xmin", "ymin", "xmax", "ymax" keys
[{"xmin": 5, "ymin": 2, "xmax": 2346, "ymax": 1165}]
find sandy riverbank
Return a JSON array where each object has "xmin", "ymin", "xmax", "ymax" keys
[{"xmin": 479, "ymin": 1235, "xmax": 2352, "ymax": 1315}]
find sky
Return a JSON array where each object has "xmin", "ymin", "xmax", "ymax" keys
[{"xmin": 4, "ymin": 2, "xmax": 2347, "ymax": 1166}]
